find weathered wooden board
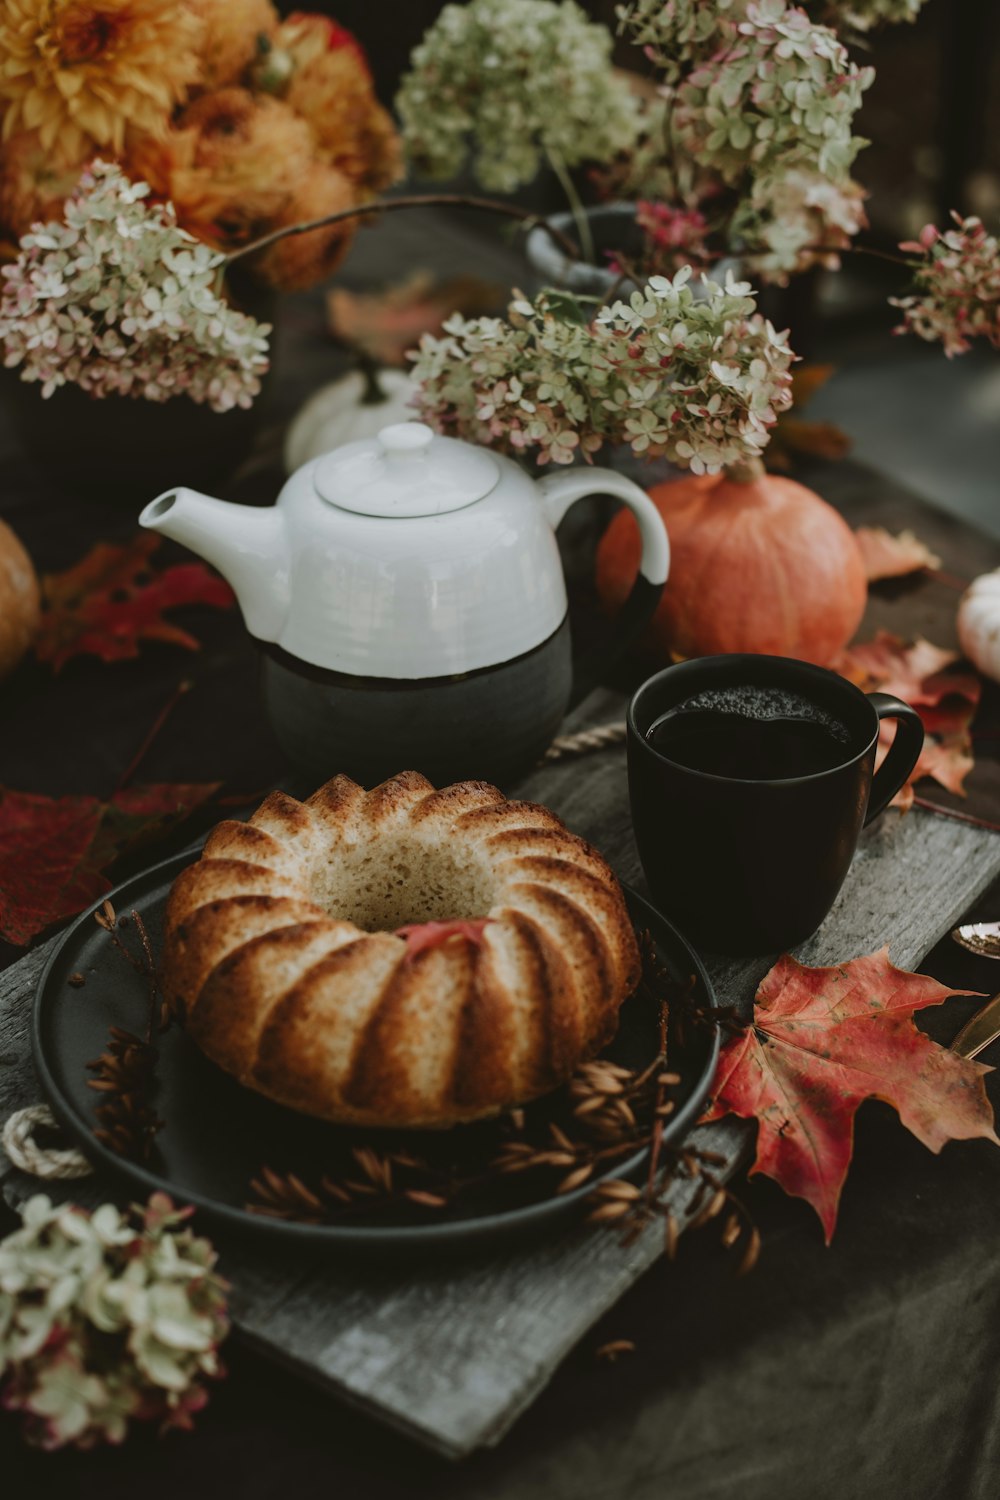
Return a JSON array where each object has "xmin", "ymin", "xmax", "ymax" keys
[{"xmin": 2, "ymin": 683, "xmax": 999, "ymax": 1460}]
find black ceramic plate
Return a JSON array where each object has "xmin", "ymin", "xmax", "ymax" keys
[{"xmin": 33, "ymin": 853, "xmax": 719, "ymax": 1255}]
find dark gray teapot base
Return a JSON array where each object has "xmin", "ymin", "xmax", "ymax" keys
[{"xmin": 260, "ymin": 618, "xmax": 573, "ymax": 791}]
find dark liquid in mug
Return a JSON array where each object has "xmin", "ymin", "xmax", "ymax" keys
[{"xmin": 645, "ymin": 685, "xmax": 852, "ymax": 781}]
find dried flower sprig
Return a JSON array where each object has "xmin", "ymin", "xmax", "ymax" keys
[
  {"xmin": 396, "ymin": 0, "xmax": 642, "ymax": 196},
  {"xmin": 410, "ymin": 269, "xmax": 794, "ymax": 473},
  {"xmin": 245, "ymin": 933, "xmax": 760, "ymax": 1272},
  {"xmin": 891, "ymin": 215, "xmax": 1000, "ymax": 358},
  {"xmin": 0, "ymin": 1191, "xmax": 228, "ymax": 1451},
  {"xmin": 246, "ymin": 1054, "xmax": 677, "ymax": 1227},
  {"xmin": 86, "ymin": 1026, "xmax": 163, "ymax": 1162},
  {"xmin": 0, "ymin": 161, "xmax": 270, "ymax": 412},
  {"xmin": 86, "ymin": 901, "xmax": 166, "ymax": 1163}
]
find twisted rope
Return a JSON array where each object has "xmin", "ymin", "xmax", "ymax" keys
[
  {"xmin": 2, "ymin": 1105, "xmax": 93, "ymax": 1180},
  {"xmin": 543, "ymin": 722, "xmax": 627, "ymax": 762}
]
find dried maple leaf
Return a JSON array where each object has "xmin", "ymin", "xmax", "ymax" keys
[
  {"xmin": 855, "ymin": 526, "xmax": 942, "ymax": 581},
  {"xmin": 394, "ymin": 918, "xmax": 493, "ymax": 961},
  {"xmin": 327, "ymin": 272, "xmax": 502, "ymax": 366},
  {"xmin": 703, "ymin": 949, "xmax": 996, "ymax": 1242},
  {"xmin": 835, "ymin": 631, "xmax": 981, "ymax": 803},
  {"xmin": 767, "ymin": 364, "xmax": 851, "ymax": 471},
  {"xmin": 0, "ymin": 782, "xmax": 218, "ymax": 945},
  {"xmin": 36, "ymin": 534, "xmax": 233, "ymax": 672}
]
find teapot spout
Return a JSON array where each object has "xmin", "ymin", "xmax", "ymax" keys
[{"xmin": 140, "ymin": 487, "xmax": 290, "ymax": 642}]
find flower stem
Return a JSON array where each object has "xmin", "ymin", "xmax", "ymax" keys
[
  {"xmin": 724, "ymin": 457, "xmax": 766, "ymax": 484},
  {"xmin": 545, "ymin": 147, "xmax": 596, "ymax": 268},
  {"xmin": 224, "ymin": 193, "xmax": 579, "ymax": 269},
  {"xmin": 800, "ymin": 242, "xmax": 915, "ymax": 269},
  {"xmin": 114, "ymin": 679, "xmax": 192, "ymax": 795},
  {"xmin": 358, "ymin": 353, "xmax": 388, "ymax": 406}
]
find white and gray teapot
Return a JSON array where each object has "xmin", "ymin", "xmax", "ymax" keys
[{"xmin": 140, "ymin": 422, "xmax": 669, "ymax": 786}]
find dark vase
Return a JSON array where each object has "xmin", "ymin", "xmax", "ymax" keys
[{"xmin": 2, "ymin": 281, "xmax": 276, "ymax": 506}]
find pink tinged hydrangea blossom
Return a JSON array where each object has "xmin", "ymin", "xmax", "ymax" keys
[
  {"xmin": 891, "ymin": 215, "xmax": 1000, "ymax": 358},
  {"xmin": 0, "ymin": 160, "xmax": 270, "ymax": 412},
  {"xmin": 733, "ymin": 167, "xmax": 868, "ymax": 284},
  {"xmin": 410, "ymin": 267, "xmax": 794, "ymax": 471},
  {"xmin": 630, "ymin": 201, "xmax": 712, "ymax": 276},
  {"xmin": 673, "ymin": 1, "xmax": 874, "ymax": 187}
]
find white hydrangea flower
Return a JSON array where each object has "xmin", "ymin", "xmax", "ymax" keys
[
  {"xmin": 0, "ymin": 161, "xmax": 270, "ymax": 413},
  {"xmin": 411, "ymin": 272, "xmax": 793, "ymax": 472},
  {"xmin": 0, "ymin": 1192, "xmax": 228, "ymax": 1451},
  {"xmin": 396, "ymin": 0, "xmax": 643, "ymax": 193}
]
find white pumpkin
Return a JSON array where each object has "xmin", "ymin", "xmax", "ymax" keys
[
  {"xmin": 958, "ymin": 567, "xmax": 1000, "ymax": 683},
  {"xmin": 284, "ymin": 368, "xmax": 419, "ymax": 472}
]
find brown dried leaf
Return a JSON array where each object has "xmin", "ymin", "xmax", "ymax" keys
[
  {"xmin": 855, "ymin": 526, "xmax": 942, "ymax": 582},
  {"xmin": 327, "ymin": 272, "xmax": 503, "ymax": 365}
]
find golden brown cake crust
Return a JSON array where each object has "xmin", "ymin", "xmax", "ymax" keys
[{"xmin": 161, "ymin": 772, "xmax": 641, "ymax": 1128}]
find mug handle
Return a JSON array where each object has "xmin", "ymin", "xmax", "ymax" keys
[
  {"xmin": 864, "ymin": 692, "xmax": 925, "ymax": 824},
  {"xmin": 538, "ymin": 468, "xmax": 670, "ymax": 707}
]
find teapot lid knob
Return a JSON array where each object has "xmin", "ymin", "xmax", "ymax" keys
[
  {"xmin": 313, "ymin": 421, "xmax": 499, "ymax": 519},
  {"xmin": 378, "ymin": 422, "xmax": 434, "ymax": 458}
]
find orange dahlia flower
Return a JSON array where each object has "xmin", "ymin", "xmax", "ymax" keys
[
  {"xmin": 251, "ymin": 160, "xmax": 356, "ymax": 291},
  {"xmin": 128, "ymin": 87, "xmax": 356, "ymax": 290},
  {"xmin": 0, "ymin": 129, "xmax": 88, "ymax": 241},
  {"xmin": 275, "ymin": 12, "xmax": 401, "ymax": 196},
  {"xmin": 0, "ymin": 0, "xmax": 202, "ymax": 156},
  {"xmin": 189, "ymin": 0, "xmax": 279, "ymax": 90}
]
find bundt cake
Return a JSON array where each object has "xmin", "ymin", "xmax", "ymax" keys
[{"xmin": 162, "ymin": 771, "xmax": 641, "ymax": 1128}]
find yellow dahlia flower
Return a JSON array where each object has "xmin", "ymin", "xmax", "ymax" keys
[
  {"xmin": 276, "ymin": 12, "xmax": 401, "ymax": 196},
  {"xmin": 189, "ymin": 0, "xmax": 279, "ymax": 90},
  {"xmin": 0, "ymin": 0, "xmax": 203, "ymax": 156}
]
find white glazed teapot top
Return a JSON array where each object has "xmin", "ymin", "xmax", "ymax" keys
[
  {"xmin": 313, "ymin": 422, "xmax": 500, "ymax": 518},
  {"xmin": 140, "ymin": 421, "xmax": 669, "ymax": 682}
]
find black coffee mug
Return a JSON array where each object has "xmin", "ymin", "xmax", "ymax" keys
[{"xmin": 627, "ymin": 654, "xmax": 925, "ymax": 955}]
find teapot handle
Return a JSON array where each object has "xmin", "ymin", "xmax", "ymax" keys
[{"xmin": 538, "ymin": 468, "xmax": 669, "ymax": 707}]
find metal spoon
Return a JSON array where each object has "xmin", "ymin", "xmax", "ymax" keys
[
  {"xmin": 951, "ymin": 921, "xmax": 1000, "ymax": 961},
  {"xmin": 951, "ymin": 991, "xmax": 1000, "ymax": 1060}
]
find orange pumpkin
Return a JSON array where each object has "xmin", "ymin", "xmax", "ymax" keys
[
  {"xmin": 0, "ymin": 518, "xmax": 39, "ymax": 678},
  {"xmin": 595, "ymin": 471, "xmax": 867, "ymax": 667}
]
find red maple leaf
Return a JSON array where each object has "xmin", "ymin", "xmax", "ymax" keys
[
  {"xmin": 854, "ymin": 526, "xmax": 941, "ymax": 581},
  {"xmin": 0, "ymin": 782, "xmax": 219, "ymax": 945},
  {"xmin": 835, "ymin": 632, "xmax": 981, "ymax": 802},
  {"xmin": 703, "ymin": 949, "xmax": 996, "ymax": 1242},
  {"xmin": 35, "ymin": 534, "xmax": 233, "ymax": 671},
  {"xmin": 394, "ymin": 918, "xmax": 493, "ymax": 961}
]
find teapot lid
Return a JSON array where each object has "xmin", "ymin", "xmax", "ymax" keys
[{"xmin": 313, "ymin": 422, "xmax": 499, "ymax": 518}]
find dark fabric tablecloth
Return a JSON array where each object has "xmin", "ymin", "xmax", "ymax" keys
[{"xmin": 2, "ymin": 211, "xmax": 1000, "ymax": 1500}]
